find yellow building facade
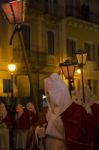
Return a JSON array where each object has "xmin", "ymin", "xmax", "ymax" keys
[
  {"xmin": 0, "ymin": 0, "xmax": 98, "ymax": 103},
  {"xmin": 66, "ymin": 17, "xmax": 99, "ymax": 99}
]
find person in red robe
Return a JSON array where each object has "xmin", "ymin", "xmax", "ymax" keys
[
  {"xmin": 25, "ymin": 102, "xmax": 38, "ymax": 150},
  {"xmin": 44, "ymin": 73, "xmax": 88, "ymax": 150},
  {"xmin": 94, "ymin": 121, "xmax": 99, "ymax": 150},
  {"xmin": 91, "ymin": 101, "xmax": 99, "ymax": 124},
  {"xmin": 80, "ymin": 85, "xmax": 98, "ymax": 150},
  {"xmin": 12, "ymin": 104, "xmax": 29, "ymax": 150},
  {"xmin": 0, "ymin": 102, "xmax": 11, "ymax": 150},
  {"xmin": 89, "ymin": 100, "xmax": 99, "ymax": 150},
  {"xmin": 61, "ymin": 103, "xmax": 87, "ymax": 150}
]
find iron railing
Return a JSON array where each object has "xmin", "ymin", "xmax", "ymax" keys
[
  {"xmin": 66, "ymin": 5, "xmax": 99, "ymax": 24},
  {"xmin": 26, "ymin": 0, "xmax": 65, "ymax": 18}
]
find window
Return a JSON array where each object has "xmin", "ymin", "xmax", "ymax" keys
[
  {"xmin": 84, "ymin": 42, "xmax": 90, "ymax": 60},
  {"xmin": 47, "ymin": 31, "xmax": 54, "ymax": 55},
  {"xmin": 53, "ymin": 0, "xmax": 58, "ymax": 12},
  {"xmin": 87, "ymin": 79, "xmax": 98, "ymax": 95},
  {"xmin": 22, "ymin": 25, "xmax": 30, "ymax": 51},
  {"xmin": 97, "ymin": 45, "xmax": 99, "ymax": 61},
  {"xmin": 93, "ymin": 80, "xmax": 98, "ymax": 95},
  {"xmin": 87, "ymin": 79, "xmax": 92, "ymax": 90},
  {"xmin": 66, "ymin": 38, "xmax": 76, "ymax": 57},
  {"xmin": 84, "ymin": 42, "xmax": 96, "ymax": 61},
  {"xmin": 3, "ymin": 79, "xmax": 12, "ymax": 93},
  {"xmin": 44, "ymin": 0, "xmax": 49, "ymax": 12}
]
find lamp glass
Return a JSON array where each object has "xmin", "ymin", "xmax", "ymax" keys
[
  {"xmin": 0, "ymin": 0, "xmax": 23, "ymax": 24},
  {"xmin": 61, "ymin": 65, "xmax": 75, "ymax": 79},
  {"xmin": 8, "ymin": 63, "xmax": 16, "ymax": 72},
  {"xmin": 75, "ymin": 49, "xmax": 87, "ymax": 66},
  {"xmin": 76, "ymin": 53, "xmax": 87, "ymax": 65},
  {"xmin": 83, "ymin": 53, "xmax": 87, "ymax": 65}
]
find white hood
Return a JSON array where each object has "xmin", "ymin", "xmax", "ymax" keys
[
  {"xmin": 44, "ymin": 73, "xmax": 72, "ymax": 139},
  {"xmin": 44, "ymin": 73, "xmax": 72, "ymax": 116}
]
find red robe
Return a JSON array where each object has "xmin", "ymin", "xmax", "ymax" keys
[
  {"xmin": 12, "ymin": 111, "xmax": 29, "ymax": 130},
  {"xmin": 25, "ymin": 110, "xmax": 38, "ymax": 128},
  {"xmin": 85, "ymin": 113, "xmax": 97, "ymax": 150},
  {"xmin": 25, "ymin": 110, "xmax": 38, "ymax": 149},
  {"xmin": 91, "ymin": 103, "xmax": 99, "ymax": 150},
  {"xmin": 12, "ymin": 111, "xmax": 30, "ymax": 149},
  {"xmin": 2, "ymin": 112, "xmax": 11, "ymax": 128},
  {"xmin": 91, "ymin": 103, "xmax": 99, "ymax": 123},
  {"xmin": 61, "ymin": 102, "xmax": 87, "ymax": 150}
]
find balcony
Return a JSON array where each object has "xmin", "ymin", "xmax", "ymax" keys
[
  {"xmin": 13, "ymin": 47, "xmax": 47, "ymax": 70},
  {"xmin": 26, "ymin": 0, "xmax": 64, "ymax": 19},
  {"xmin": 66, "ymin": 5, "xmax": 99, "ymax": 24},
  {"xmin": 30, "ymin": 50, "xmax": 47, "ymax": 68},
  {"xmin": 13, "ymin": 46, "xmax": 60, "ymax": 73},
  {"xmin": 13, "ymin": 47, "xmax": 47, "ymax": 64}
]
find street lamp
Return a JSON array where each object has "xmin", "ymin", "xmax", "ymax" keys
[
  {"xmin": 0, "ymin": 0, "xmax": 40, "ymax": 122},
  {"xmin": 0, "ymin": 0, "xmax": 23, "ymax": 24},
  {"xmin": 75, "ymin": 49, "xmax": 87, "ymax": 103},
  {"xmin": 8, "ymin": 63, "xmax": 16, "ymax": 102},
  {"xmin": 76, "ymin": 68, "xmax": 81, "ymax": 74},
  {"xmin": 59, "ymin": 58, "xmax": 77, "ymax": 95}
]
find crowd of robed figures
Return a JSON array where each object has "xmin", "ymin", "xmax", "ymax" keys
[{"xmin": 0, "ymin": 73, "xmax": 99, "ymax": 150}]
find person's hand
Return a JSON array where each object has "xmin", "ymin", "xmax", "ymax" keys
[
  {"xmin": 1, "ymin": 123, "xmax": 7, "ymax": 128},
  {"xmin": 35, "ymin": 126, "xmax": 45, "ymax": 138}
]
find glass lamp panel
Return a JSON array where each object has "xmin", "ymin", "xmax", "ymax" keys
[
  {"xmin": 1, "ymin": 0, "xmax": 23, "ymax": 24},
  {"xmin": 10, "ymin": 0, "xmax": 23, "ymax": 24},
  {"xmin": 61, "ymin": 66, "xmax": 69, "ymax": 79},
  {"xmin": 61, "ymin": 65, "xmax": 75, "ymax": 79},
  {"xmin": 83, "ymin": 53, "xmax": 87, "ymax": 65},
  {"xmin": 1, "ymin": 3, "xmax": 14, "ymax": 23},
  {"xmin": 68, "ymin": 65, "xmax": 75, "ymax": 78},
  {"xmin": 76, "ymin": 54, "xmax": 83, "ymax": 65}
]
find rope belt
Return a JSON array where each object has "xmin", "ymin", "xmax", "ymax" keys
[{"xmin": 45, "ymin": 134, "xmax": 65, "ymax": 141}]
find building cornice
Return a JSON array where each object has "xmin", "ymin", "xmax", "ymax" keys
[{"xmin": 66, "ymin": 17, "xmax": 99, "ymax": 33}]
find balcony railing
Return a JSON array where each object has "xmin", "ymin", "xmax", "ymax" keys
[
  {"xmin": 13, "ymin": 47, "xmax": 47, "ymax": 67},
  {"xmin": 66, "ymin": 5, "xmax": 99, "ymax": 24},
  {"xmin": 26, "ymin": 0, "xmax": 64, "ymax": 19},
  {"xmin": 29, "ymin": 50, "xmax": 47, "ymax": 67},
  {"xmin": 13, "ymin": 46, "xmax": 60, "ymax": 71}
]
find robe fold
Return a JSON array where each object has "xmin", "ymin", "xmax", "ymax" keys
[{"xmin": 61, "ymin": 102, "xmax": 87, "ymax": 150}]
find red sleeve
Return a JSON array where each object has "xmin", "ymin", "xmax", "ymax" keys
[
  {"xmin": 61, "ymin": 103, "xmax": 87, "ymax": 150},
  {"xmin": 2, "ymin": 113, "xmax": 12, "ymax": 128}
]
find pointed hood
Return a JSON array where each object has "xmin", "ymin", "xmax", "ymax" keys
[{"xmin": 44, "ymin": 73, "xmax": 72, "ymax": 116}]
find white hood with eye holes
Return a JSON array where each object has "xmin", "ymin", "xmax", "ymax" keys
[{"xmin": 44, "ymin": 73, "xmax": 72, "ymax": 140}]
